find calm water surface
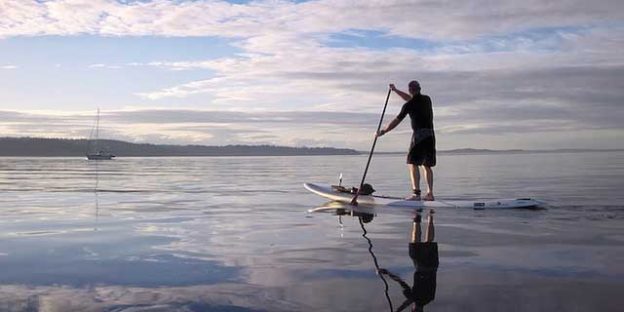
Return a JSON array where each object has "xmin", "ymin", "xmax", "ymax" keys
[{"xmin": 0, "ymin": 152, "xmax": 623, "ymax": 311}]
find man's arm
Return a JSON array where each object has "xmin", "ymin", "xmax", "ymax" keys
[
  {"xmin": 378, "ymin": 117, "xmax": 402, "ymax": 137},
  {"xmin": 379, "ymin": 268, "xmax": 416, "ymax": 311},
  {"xmin": 390, "ymin": 84, "xmax": 412, "ymax": 101},
  {"xmin": 378, "ymin": 268, "xmax": 411, "ymax": 290}
]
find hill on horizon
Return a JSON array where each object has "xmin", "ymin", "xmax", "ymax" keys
[{"xmin": 0, "ymin": 137, "xmax": 360, "ymax": 157}]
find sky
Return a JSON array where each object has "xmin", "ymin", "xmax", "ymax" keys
[{"xmin": 0, "ymin": 0, "xmax": 623, "ymax": 151}]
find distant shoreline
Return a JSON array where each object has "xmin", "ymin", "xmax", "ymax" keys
[
  {"xmin": 0, "ymin": 137, "xmax": 359, "ymax": 157},
  {"xmin": 0, "ymin": 137, "xmax": 621, "ymax": 157}
]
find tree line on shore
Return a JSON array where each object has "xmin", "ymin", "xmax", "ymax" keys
[{"xmin": 0, "ymin": 137, "xmax": 360, "ymax": 157}]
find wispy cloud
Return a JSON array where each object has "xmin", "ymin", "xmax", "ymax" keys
[
  {"xmin": 128, "ymin": 61, "xmax": 216, "ymax": 71},
  {"xmin": 1, "ymin": 65, "xmax": 18, "ymax": 69},
  {"xmin": 1, "ymin": 1, "xmax": 622, "ymax": 39},
  {"xmin": 88, "ymin": 63, "xmax": 121, "ymax": 69}
]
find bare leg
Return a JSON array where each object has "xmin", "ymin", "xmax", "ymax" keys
[
  {"xmin": 423, "ymin": 166, "xmax": 434, "ymax": 201},
  {"xmin": 411, "ymin": 215, "xmax": 422, "ymax": 243},
  {"xmin": 425, "ymin": 209, "xmax": 435, "ymax": 242},
  {"xmin": 407, "ymin": 164, "xmax": 421, "ymax": 200}
]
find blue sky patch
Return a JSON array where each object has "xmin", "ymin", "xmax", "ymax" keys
[
  {"xmin": 0, "ymin": 35, "xmax": 239, "ymax": 66},
  {"xmin": 326, "ymin": 30, "xmax": 438, "ymax": 51}
]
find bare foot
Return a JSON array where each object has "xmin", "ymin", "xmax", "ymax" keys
[
  {"xmin": 407, "ymin": 190, "xmax": 421, "ymax": 201},
  {"xmin": 423, "ymin": 192, "xmax": 435, "ymax": 201},
  {"xmin": 405, "ymin": 193, "xmax": 421, "ymax": 201},
  {"xmin": 428, "ymin": 209, "xmax": 435, "ymax": 222}
]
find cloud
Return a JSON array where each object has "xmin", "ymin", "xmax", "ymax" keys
[
  {"xmin": 131, "ymin": 26, "xmax": 624, "ymax": 115},
  {"xmin": 1, "ymin": 65, "xmax": 18, "ymax": 69},
  {"xmin": 1, "ymin": 1, "xmax": 623, "ymax": 39},
  {"xmin": 136, "ymin": 77, "xmax": 226, "ymax": 99},
  {"xmin": 88, "ymin": 63, "xmax": 121, "ymax": 69},
  {"xmin": 128, "ymin": 60, "xmax": 217, "ymax": 71}
]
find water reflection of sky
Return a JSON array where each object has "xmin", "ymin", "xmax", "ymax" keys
[{"xmin": 0, "ymin": 154, "xmax": 623, "ymax": 311}]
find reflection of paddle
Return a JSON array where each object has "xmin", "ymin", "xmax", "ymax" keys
[
  {"xmin": 351, "ymin": 88, "xmax": 392, "ymax": 206},
  {"xmin": 359, "ymin": 218, "xmax": 394, "ymax": 311}
]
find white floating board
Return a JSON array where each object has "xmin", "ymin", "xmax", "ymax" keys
[{"xmin": 304, "ymin": 183, "xmax": 541, "ymax": 209}]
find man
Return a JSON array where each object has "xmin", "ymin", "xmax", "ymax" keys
[{"xmin": 377, "ymin": 81, "xmax": 436, "ymax": 201}]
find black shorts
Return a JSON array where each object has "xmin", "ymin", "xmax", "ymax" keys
[{"xmin": 407, "ymin": 134, "xmax": 436, "ymax": 166}]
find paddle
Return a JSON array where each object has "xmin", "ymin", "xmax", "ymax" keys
[{"xmin": 351, "ymin": 88, "xmax": 392, "ymax": 206}]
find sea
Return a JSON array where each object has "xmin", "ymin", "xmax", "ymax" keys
[{"xmin": 0, "ymin": 152, "xmax": 623, "ymax": 311}]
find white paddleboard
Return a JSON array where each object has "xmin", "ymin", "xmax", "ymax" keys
[{"xmin": 304, "ymin": 183, "xmax": 542, "ymax": 209}]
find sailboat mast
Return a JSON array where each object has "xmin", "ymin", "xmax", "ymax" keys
[{"xmin": 86, "ymin": 107, "xmax": 114, "ymax": 159}]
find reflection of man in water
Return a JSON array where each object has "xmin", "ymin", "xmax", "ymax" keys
[{"xmin": 379, "ymin": 209, "xmax": 438, "ymax": 312}]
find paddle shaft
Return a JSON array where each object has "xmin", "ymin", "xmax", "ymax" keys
[{"xmin": 351, "ymin": 88, "xmax": 392, "ymax": 205}]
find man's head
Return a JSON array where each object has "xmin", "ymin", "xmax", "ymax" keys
[{"xmin": 408, "ymin": 80, "xmax": 421, "ymax": 95}]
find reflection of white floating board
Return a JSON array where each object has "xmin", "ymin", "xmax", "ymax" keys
[{"xmin": 303, "ymin": 183, "xmax": 541, "ymax": 209}]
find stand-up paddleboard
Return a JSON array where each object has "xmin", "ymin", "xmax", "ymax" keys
[{"xmin": 304, "ymin": 183, "xmax": 542, "ymax": 209}]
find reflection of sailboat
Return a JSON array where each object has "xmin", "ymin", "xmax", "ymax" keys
[
  {"xmin": 93, "ymin": 159, "xmax": 99, "ymax": 231},
  {"xmin": 86, "ymin": 108, "xmax": 115, "ymax": 160}
]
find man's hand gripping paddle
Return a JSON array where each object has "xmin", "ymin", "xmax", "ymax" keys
[{"xmin": 351, "ymin": 88, "xmax": 392, "ymax": 206}]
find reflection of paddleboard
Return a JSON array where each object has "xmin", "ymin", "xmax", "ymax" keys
[
  {"xmin": 303, "ymin": 183, "xmax": 542, "ymax": 209},
  {"xmin": 308, "ymin": 201, "xmax": 376, "ymax": 214}
]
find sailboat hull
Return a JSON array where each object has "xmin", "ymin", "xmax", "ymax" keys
[{"xmin": 86, "ymin": 154, "xmax": 115, "ymax": 160}]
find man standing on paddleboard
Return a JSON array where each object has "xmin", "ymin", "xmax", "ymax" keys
[{"xmin": 377, "ymin": 81, "xmax": 436, "ymax": 201}]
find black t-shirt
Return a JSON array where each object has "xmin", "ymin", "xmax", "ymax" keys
[{"xmin": 396, "ymin": 94, "xmax": 434, "ymax": 131}]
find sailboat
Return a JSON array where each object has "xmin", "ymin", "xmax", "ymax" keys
[{"xmin": 86, "ymin": 108, "xmax": 115, "ymax": 160}]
